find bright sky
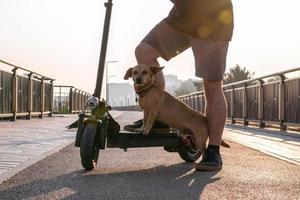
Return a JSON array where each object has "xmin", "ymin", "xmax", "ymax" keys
[{"xmin": 1, "ymin": 0, "xmax": 300, "ymax": 93}]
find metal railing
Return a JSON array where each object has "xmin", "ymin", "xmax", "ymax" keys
[
  {"xmin": 178, "ymin": 67, "xmax": 300, "ymax": 130},
  {"xmin": 53, "ymin": 86, "xmax": 91, "ymax": 114},
  {"xmin": 113, "ymin": 105, "xmax": 141, "ymax": 111},
  {"xmin": 0, "ymin": 59, "xmax": 55, "ymax": 120}
]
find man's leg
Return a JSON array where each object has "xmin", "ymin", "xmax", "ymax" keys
[
  {"xmin": 189, "ymin": 38, "xmax": 229, "ymax": 171},
  {"xmin": 123, "ymin": 43, "xmax": 166, "ymax": 131},
  {"xmin": 124, "ymin": 20, "xmax": 190, "ymax": 131},
  {"xmin": 203, "ymin": 79, "xmax": 227, "ymax": 146},
  {"xmin": 135, "ymin": 19, "xmax": 190, "ymax": 90},
  {"xmin": 195, "ymin": 79, "xmax": 226, "ymax": 171}
]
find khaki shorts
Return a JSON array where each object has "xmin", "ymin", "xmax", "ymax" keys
[{"xmin": 141, "ymin": 20, "xmax": 229, "ymax": 81}]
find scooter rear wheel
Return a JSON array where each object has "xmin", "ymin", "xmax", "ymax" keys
[
  {"xmin": 178, "ymin": 140, "xmax": 201, "ymax": 162},
  {"xmin": 80, "ymin": 123, "xmax": 100, "ymax": 170}
]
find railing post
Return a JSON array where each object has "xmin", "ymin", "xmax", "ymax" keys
[
  {"xmin": 11, "ymin": 68, "xmax": 18, "ymax": 121},
  {"xmin": 82, "ymin": 91, "xmax": 85, "ymax": 110},
  {"xmin": 77, "ymin": 90, "xmax": 80, "ymax": 111},
  {"xmin": 278, "ymin": 75, "xmax": 287, "ymax": 130},
  {"xmin": 82, "ymin": 92, "xmax": 86, "ymax": 111},
  {"xmin": 223, "ymin": 88, "xmax": 230, "ymax": 118},
  {"xmin": 79, "ymin": 91, "xmax": 83, "ymax": 112},
  {"xmin": 198, "ymin": 93, "xmax": 202, "ymax": 112},
  {"xmin": 27, "ymin": 73, "xmax": 33, "ymax": 120},
  {"xmin": 80, "ymin": 91, "xmax": 84, "ymax": 110},
  {"xmin": 230, "ymin": 87, "xmax": 235, "ymax": 124},
  {"xmin": 69, "ymin": 87, "xmax": 73, "ymax": 114},
  {"xmin": 39, "ymin": 77, "xmax": 45, "ymax": 118},
  {"xmin": 203, "ymin": 92, "xmax": 206, "ymax": 111},
  {"xmin": 85, "ymin": 92, "xmax": 88, "ymax": 110},
  {"xmin": 193, "ymin": 94, "xmax": 196, "ymax": 110},
  {"xmin": 49, "ymin": 80, "xmax": 54, "ymax": 117},
  {"xmin": 76, "ymin": 89, "xmax": 79, "ymax": 112},
  {"xmin": 243, "ymin": 84, "xmax": 248, "ymax": 126},
  {"xmin": 258, "ymin": 79, "xmax": 265, "ymax": 128},
  {"xmin": 84, "ymin": 92, "xmax": 88, "ymax": 109},
  {"xmin": 59, "ymin": 86, "xmax": 62, "ymax": 112}
]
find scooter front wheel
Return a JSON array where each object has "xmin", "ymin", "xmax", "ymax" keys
[{"xmin": 80, "ymin": 123, "xmax": 99, "ymax": 170}]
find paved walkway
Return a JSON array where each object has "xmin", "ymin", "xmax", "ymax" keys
[
  {"xmin": 0, "ymin": 115, "xmax": 78, "ymax": 184},
  {"xmin": 0, "ymin": 112, "xmax": 122, "ymax": 184},
  {"xmin": 0, "ymin": 111, "xmax": 299, "ymax": 184},
  {"xmin": 223, "ymin": 125, "xmax": 300, "ymax": 165}
]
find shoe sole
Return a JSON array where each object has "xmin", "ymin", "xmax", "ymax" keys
[{"xmin": 195, "ymin": 164, "xmax": 222, "ymax": 171}]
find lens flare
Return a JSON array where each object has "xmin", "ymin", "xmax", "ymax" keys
[
  {"xmin": 219, "ymin": 9, "xmax": 233, "ymax": 24},
  {"xmin": 197, "ymin": 25, "xmax": 211, "ymax": 39}
]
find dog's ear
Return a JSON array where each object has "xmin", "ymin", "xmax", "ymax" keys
[
  {"xmin": 124, "ymin": 68, "xmax": 133, "ymax": 80},
  {"xmin": 150, "ymin": 66, "xmax": 164, "ymax": 75}
]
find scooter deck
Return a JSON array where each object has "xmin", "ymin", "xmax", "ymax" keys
[{"xmin": 116, "ymin": 130, "xmax": 180, "ymax": 150}]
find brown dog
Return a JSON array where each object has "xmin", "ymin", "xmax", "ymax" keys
[{"xmin": 124, "ymin": 64, "xmax": 209, "ymax": 151}]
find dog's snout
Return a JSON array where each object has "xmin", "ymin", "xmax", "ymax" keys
[{"xmin": 135, "ymin": 77, "xmax": 143, "ymax": 84}]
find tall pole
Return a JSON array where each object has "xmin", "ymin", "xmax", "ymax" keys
[{"xmin": 94, "ymin": 0, "xmax": 113, "ymax": 99}]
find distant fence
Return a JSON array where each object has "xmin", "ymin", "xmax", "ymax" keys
[
  {"xmin": 116, "ymin": 67, "xmax": 300, "ymax": 130},
  {"xmin": 178, "ymin": 67, "xmax": 300, "ymax": 130},
  {"xmin": 113, "ymin": 105, "xmax": 141, "ymax": 111},
  {"xmin": 53, "ymin": 86, "xmax": 91, "ymax": 114},
  {"xmin": 0, "ymin": 59, "xmax": 54, "ymax": 120}
]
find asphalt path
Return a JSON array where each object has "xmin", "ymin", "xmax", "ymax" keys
[{"xmin": 0, "ymin": 112, "xmax": 299, "ymax": 200}]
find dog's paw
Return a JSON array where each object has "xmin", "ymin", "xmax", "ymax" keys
[{"xmin": 143, "ymin": 127, "xmax": 151, "ymax": 135}]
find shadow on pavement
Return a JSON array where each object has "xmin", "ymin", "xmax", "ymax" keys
[{"xmin": 1, "ymin": 163, "xmax": 220, "ymax": 200}]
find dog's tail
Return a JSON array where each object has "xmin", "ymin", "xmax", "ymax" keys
[{"xmin": 220, "ymin": 139, "xmax": 230, "ymax": 148}]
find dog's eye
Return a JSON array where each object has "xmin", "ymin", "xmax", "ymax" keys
[
  {"xmin": 133, "ymin": 71, "xmax": 137, "ymax": 75},
  {"xmin": 142, "ymin": 71, "xmax": 148, "ymax": 75}
]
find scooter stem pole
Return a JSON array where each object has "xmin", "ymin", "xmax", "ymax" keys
[{"xmin": 94, "ymin": 0, "xmax": 113, "ymax": 98}]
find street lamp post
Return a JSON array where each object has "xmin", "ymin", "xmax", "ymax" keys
[{"xmin": 105, "ymin": 60, "xmax": 118, "ymax": 104}]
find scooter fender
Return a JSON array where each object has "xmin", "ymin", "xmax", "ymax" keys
[{"xmin": 84, "ymin": 119, "xmax": 106, "ymax": 150}]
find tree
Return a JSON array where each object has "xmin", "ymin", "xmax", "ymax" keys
[
  {"xmin": 193, "ymin": 80, "xmax": 204, "ymax": 91},
  {"xmin": 165, "ymin": 74, "xmax": 181, "ymax": 95},
  {"xmin": 223, "ymin": 64, "xmax": 255, "ymax": 84},
  {"xmin": 175, "ymin": 79, "xmax": 197, "ymax": 96}
]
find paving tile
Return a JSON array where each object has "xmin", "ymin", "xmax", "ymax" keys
[
  {"xmin": 224, "ymin": 125, "xmax": 300, "ymax": 165},
  {"xmin": 0, "ymin": 115, "xmax": 79, "ymax": 184}
]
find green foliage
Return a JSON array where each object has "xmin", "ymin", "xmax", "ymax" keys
[
  {"xmin": 175, "ymin": 79, "xmax": 197, "ymax": 96},
  {"xmin": 60, "ymin": 106, "xmax": 69, "ymax": 114},
  {"xmin": 193, "ymin": 80, "xmax": 203, "ymax": 91},
  {"xmin": 223, "ymin": 64, "xmax": 255, "ymax": 84}
]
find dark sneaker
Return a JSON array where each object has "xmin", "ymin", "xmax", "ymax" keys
[
  {"xmin": 195, "ymin": 148, "xmax": 223, "ymax": 171},
  {"xmin": 123, "ymin": 119, "xmax": 170, "ymax": 132}
]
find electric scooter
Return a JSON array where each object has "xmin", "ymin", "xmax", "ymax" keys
[{"xmin": 73, "ymin": 0, "xmax": 202, "ymax": 170}]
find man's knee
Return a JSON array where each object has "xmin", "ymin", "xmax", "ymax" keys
[
  {"xmin": 203, "ymin": 79, "xmax": 224, "ymax": 100},
  {"xmin": 135, "ymin": 43, "xmax": 161, "ymax": 64}
]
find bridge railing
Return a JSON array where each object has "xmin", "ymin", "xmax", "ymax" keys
[
  {"xmin": 178, "ymin": 67, "xmax": 300, "ymax": 130},
  {"xmin": 53, "ymin": 85, "xmax": 91, "ymax": 114},
  {"xmin": 0, "ymin": 59, "xmax": 55, "ymax": 120}
]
